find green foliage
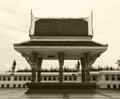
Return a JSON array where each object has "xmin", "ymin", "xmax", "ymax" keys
[
  {"xmin": 16, "ymin": 65, "xmax": 116, "ymax": 72},
  {"xmin": 90, "ymin": 65, "xmax": 116, "ymax": 71},
  {"xmin": 16, "ymin": 66, "xmax": 77, "ymax": 72}
]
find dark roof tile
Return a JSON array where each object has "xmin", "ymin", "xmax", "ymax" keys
[
  {"xmin": 34, "ymin": 19, "xmax": 88, "ymax": 36},
  {"xmin": 14, "ymin": 41, "xmax": 107, "ymax": 47}
]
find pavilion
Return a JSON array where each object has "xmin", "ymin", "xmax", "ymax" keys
[{"xmin": 14, "ymin": 13, "xmax": 108, "ymax": 93}]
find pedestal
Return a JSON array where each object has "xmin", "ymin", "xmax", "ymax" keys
[{"xmin": 25, "ymin": 83, "xmax": 97, "ymax": 94}]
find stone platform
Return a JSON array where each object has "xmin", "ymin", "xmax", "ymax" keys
[{"xmin": 25, "ymin": 83, "xmax": 96, "ymax": 94}]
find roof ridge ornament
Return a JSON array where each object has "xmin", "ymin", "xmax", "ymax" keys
[
  {"xmin": 29, "ymin": 9, "xmax": 40, "ymax": 36},
  {"xmin": 91, "ymin": 10, "xmax": 93, "ymax": 36},
  {"xmin": 88, "ymin": 10, "xmax": 93, "ymax": 37}
]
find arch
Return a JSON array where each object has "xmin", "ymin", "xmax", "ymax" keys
[
  {"xmin": 48, "ymin": 76, "xmax": 51, "ymax": 81},
  {"xmin": 53, "ymin": 76, "xmax": 56, "ymax": 81},
  {"xmin": 6, "ymin": 84, "xmax": 9, "ymax": 88},
  {"xmin": 23, "ymin": 84, "xmax": 26, "ymax": 88},
  {"xmin": 14, "ymin": 77, "xmax": 17, "ymax": 81},
  {"xmin": 8, "ymin": 77, "xmax": 10, "ymax": 81},
  {"xmin": 13, "ymin": 84, "xmax": 16, "ymax": 88},
  {"xmin": 93, "ymin": 75, "xmax": 96, "ymax": 81},
  {"xmin": 19, "ymin": 77, "xmax": 22, "ymax": 81},
  {"xmin": 18, "ymin": 84, "xmax": 21, "ymax": 88},
  {"xmin": 64, "ymin": 76, "xmax": 67, "ymax": 81},
  {"xmin": 3, "ymin": 77, "xmax": 6, "ymax": 81},
  {"xmin": 69, "ymin": 76, "xmax": 72, "ymax": 81},
  {"xmin": 113, "ymin": 84, "xmax": 117, "ymax": 89},
  {"xmin": 111, "ymin": 75, "xmax": 115, "ymax": 81},
  {"xmin": 73, "ymin": 76, "xmax": 77, "ymax": 81},
  {"xmin": 24, "ymin": 77, "xmax": 26, "ymax": 81},
  {"xmin": 117, "ymin": 75, "xmax": 120, "ymax": 81},
  {"xmin": 119, "ymin": 85, "xmax": 120, "ymax": 89},
  {"xmin": 105, "ymin": 75, "xmax": 109, "ymax": 81},
  {"xmin": 44, "ymin": 76, "xmax": 47, "ymax": 81},
  {"xmin": 41, "ymin": 77, "xmax": 42, "ymax": 81},
  {"xmin": 107, "ymin": 84, "xmax": 110, "ymax": 89},
  {"xmin": 1, "ymin": 84, "xmax": 4, "ymax": 88},
  {"xmin": 28, "ymin": 76, "xmax": 31, "ymax": 81}
]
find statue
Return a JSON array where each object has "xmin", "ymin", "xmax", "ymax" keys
[
  {"xmin": 76, "ymin": 60, "xmax": 80, "ymax": 72},
  {"xmin": 116, "ymin": 59, "xmax": 120, "ymax": 70},
  {"xmin": 11, "ymin": 59, "xmax": 16, "ymax": 73}
]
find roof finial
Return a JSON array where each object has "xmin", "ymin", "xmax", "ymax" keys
[
  {"xmin": 31, "ymin": 9, "xmax": 33, "ymax": 19},
  {"xmin": 91, "ymin": 10, "xmax": 93, "ymax": 36},
  {"xmin": 29, "ymin": 9, "xmax": 33, "ymax": 36},
  {"xmin": 31, "ymin": 9, "xmax": 32, "ymax": 15}
]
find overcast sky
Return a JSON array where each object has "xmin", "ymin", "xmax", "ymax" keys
[{"xmin": 0, "ymin": 0, "xmax": 120, "ymax": 72}]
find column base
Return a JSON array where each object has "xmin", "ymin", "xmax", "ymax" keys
[{"xmin": 25, "ymin": 82, "xmax": 97, "ymax": 94}]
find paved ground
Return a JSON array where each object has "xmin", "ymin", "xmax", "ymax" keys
[{"xmin": 0, "ymin": 88, "xmax": 120, "ymax": 99}]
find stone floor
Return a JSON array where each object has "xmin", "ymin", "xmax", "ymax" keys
[{"xmin": 0, "ymin": 88, "xmax": 120, "ymax": 99}]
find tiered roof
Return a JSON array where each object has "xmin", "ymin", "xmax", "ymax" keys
[{"xmin": 14, "ymin": 14, "xmax": 108, "ymax": 58}]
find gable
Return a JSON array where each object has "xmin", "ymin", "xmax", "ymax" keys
[{"xmin": 34, "ymin": 18, "xmax": 88, "ymax": 36}]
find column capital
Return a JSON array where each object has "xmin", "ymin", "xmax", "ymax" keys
[
  {"xmin": 31, "ymin": 52, "xmax": 39, "ymax": 57},
  {"xmin": 89, "ymin": 54, "xmax": 100, "ymax": 66},
  {"xmin": 58, "ymin": 52, "xmax": 65, "ymax": 63},
  {"xmin": 58, "ymin": 52, "xmax": 64, "ymax": 58},
  {"xmin": 22, "ymin": 53, "xmax": 34, "ymax": 68},
  {"xmin": 83, "ymin": 52, "xmax": 91, "ymax": 56}
]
